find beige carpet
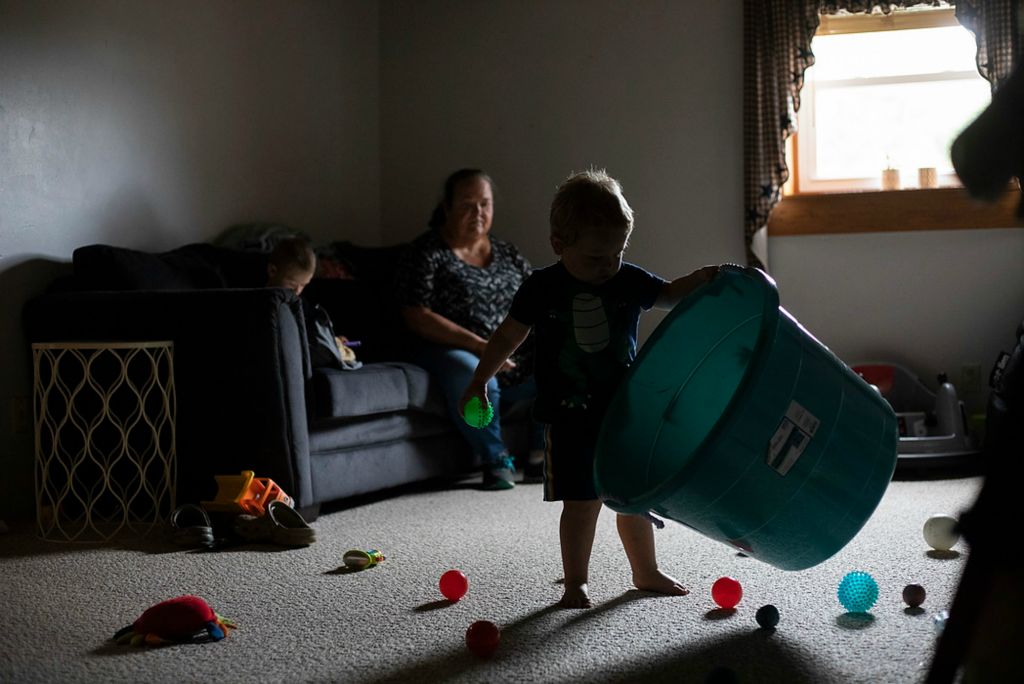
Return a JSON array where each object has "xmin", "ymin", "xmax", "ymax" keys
[{"xmin": 0, "ymin": 475, "xmax": 981, "ymax": 683}]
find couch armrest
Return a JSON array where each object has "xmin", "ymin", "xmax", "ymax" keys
[{"xmin": 23, "ymin": 288, "xmax": 315, "ymax": 508}]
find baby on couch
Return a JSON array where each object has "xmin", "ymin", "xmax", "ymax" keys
[{"xmin": 266, "ymin": 236, "xmax": 361, "ymax": 370}]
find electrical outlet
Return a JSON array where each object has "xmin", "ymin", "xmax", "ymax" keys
[
  {"xmin": 961, "ymin": 363, "xmax": 983, "ymax": 393},
  {"xmin": 11, "ymin": 397, "xmax": 31, "ymax": 435}
]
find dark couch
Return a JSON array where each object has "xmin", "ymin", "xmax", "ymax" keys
[{"xmin": 23, "ymin": 242, "xmax": 528, "ymax": 519}]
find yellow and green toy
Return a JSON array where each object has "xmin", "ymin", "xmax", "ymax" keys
[{"xmin": 343, "ymin": 549, "xmax": 386, "ymax": 570}]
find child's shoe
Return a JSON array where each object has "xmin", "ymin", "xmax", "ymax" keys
[
  {"xmin": 168, "ymin": 504, "xmax": 215, "ymax": 548},
  {"xmin": 234, "ymin": 500, "xmax": 316, "ymax": 547}
]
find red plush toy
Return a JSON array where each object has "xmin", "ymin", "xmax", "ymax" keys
[{"xmin": 113, "ymin": 595, "xmax": 237, "ymax": 646}]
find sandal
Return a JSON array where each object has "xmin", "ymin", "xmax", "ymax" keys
[
  {"xmin": 234, "ymin": 500, "xmax": 315, "ymax": 547},
  {"xmin": 168, "ymin": 504, "xmax": 215, "ymax": 548}
]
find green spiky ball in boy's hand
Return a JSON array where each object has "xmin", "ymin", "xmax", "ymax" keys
[{"xmin": 463, "ymin": 396, "xmax": 494, "ymax": 429}]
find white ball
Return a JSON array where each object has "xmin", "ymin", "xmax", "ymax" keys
[{"xmin": 923, "ymin": 514, "xmax": 960, "ymax": 551}]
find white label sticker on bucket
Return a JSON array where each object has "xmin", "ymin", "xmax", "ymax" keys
[
  {"xmin": 784, "ymin": 401, "xmax": 820, "ymax": 437},
  {"xmin": 767, "ymin": 401, "xmax": 819, "ymax": 476}
]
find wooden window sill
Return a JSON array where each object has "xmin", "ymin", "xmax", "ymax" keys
[{"xmin": 767, "ymin": 186, "xmax": 1023, "ymax": 236}]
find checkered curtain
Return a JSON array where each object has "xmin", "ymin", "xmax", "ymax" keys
[
  {"xmin": 955, "ymin": 0, "xmax": 1023, "ymax": 90},
  {"xmin": 743, "ymin": 0, "xmax": 820, "ymax": 270},
  {"xmin": 742, "ymin": 1, "xmax": 1020, "ymax": 270}
]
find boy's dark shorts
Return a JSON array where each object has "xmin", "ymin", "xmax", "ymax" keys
[{"xmin": 541, "ymin": 420, "xmax": 600, "ymax": 502}]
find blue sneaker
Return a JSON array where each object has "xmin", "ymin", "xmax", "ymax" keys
[{"xmin": 481, "ymin": 454, "xmax": 516, "ymax": 490}]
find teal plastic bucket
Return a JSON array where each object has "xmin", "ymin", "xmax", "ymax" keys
[{"xmin": 594, "ymin": 266, "xmax": 897, "ymax": 571}]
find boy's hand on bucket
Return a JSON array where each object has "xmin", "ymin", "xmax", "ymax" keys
[
  {"xmin": 698, "ymin": 264, "xmax": 721, "ymax": 283},
  {"xmin": 660, "ymin": 265, "xmax": 723, "ymax": 309}
]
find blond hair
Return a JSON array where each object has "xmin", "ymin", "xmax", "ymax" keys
[
  {"xmin": 268, "ymin": 236, "xmax": 316, "ymax": 276},
  {"xmin": 549, "ymin": 169, "xmax": 634, "ymax": 246}
]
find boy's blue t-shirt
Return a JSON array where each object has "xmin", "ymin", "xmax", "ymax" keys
[{"xmin": 508, "ymin": 261, "xmax": 666, "ymax": 422}]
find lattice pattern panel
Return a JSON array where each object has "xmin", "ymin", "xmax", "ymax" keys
[{"xmin": 33, "ymin": 341, "xmax": 176, "ymax": 542}]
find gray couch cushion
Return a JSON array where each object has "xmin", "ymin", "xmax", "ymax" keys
[
  {"xmin": 310, "ymin": 431, "xmax": 473, "ymax": 503},
  {"xmin": 308, "ymin": 411, "xmax": 455, "ymax": 454},
  {"xmin": 310, "ymin": 362, "xmax": 446, "ymax": 420}
]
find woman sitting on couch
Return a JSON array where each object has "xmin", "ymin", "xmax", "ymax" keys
[{"xmin": 395, "ymin": 169, "xmax": 542, "ymax": 490}]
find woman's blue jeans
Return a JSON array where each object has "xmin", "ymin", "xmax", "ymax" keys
[{"xmin": 415, "ymin": 345, "xmax": 543, "ymax": 466}]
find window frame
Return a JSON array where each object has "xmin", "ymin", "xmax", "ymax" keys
[
  {"xmin": 768, "ymin": 185, "xmax": 1022, "ymax": 236},
  {"xmin": 769, "ymin": 7, "xmax": 1023, "ymax": 236}
]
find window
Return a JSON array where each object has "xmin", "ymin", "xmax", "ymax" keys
[
  {"xmin": 771, "ymin": 7, "xmax": 1022, "ymax": 235},
  {"xmin": 796, "ymin": 10, "xmax": 990, "ymax": 193}
]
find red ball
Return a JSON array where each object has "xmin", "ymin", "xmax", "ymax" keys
[
  {"xmin": 465, "ymin": 620, "xmax": 500, "ymax": 657},
  {"xmin": 439, "ymin": 569, "xmax": 469, "ymax": 601},
  {"xmin": 712, "ymin": 576, "xmax": 743, "ymax": 609}
]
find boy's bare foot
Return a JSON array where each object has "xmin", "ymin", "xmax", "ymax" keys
[
  {"xmin": 559, "ymin": 582, "xmax": 593, "ymax": 608},
  {"xmin": 634, "ymin": 569, "xmax": 689, "ymax": 596}
]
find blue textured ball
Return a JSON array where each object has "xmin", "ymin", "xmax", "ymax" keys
[{"xmin": 837, "ymin": 571, "xmax": 879, "ymax": 613}]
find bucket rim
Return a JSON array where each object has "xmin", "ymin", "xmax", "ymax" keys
[{"xmin": 596, "ymin": 265, "xmax": 781, "ymax": 513}]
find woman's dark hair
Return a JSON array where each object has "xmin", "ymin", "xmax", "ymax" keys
[{"xmin": 428, "ymin": 168, "xmax": 495, "ymax": 230}]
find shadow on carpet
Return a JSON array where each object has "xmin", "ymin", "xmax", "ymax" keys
[{"xmin": 365, "ymin": 597, "xmax": 839, "ymax": 684}]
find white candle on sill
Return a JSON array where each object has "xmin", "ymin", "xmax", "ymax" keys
[
  {"xmin": 918, "ymin": 167, "xmax": 938, "ymax": 189},
  {"xmin": 881, "ymin": 168, "xmax": 901, "ymax": 191}
]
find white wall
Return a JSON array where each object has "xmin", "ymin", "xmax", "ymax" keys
[
  {"xmin": 0, "ymin": 0, "xmax": 380, "ymax": 519},
  {"xmin": 769, "ymin": 228, "xmax": 1024, "ymax": 412},
  {"xmin": 379, "ymin": 0, "xmax": 747, "ymax": 329}
]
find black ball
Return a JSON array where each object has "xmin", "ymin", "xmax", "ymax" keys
[
  {"xmin": 755, "ymin": 604, "xmax": 780, "ymax": 628},
  {"xmin": 903, "ymin": 583, "xmax": 926, "ymax": 608}
]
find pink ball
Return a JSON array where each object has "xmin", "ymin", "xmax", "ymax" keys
[
  {"xmin": 465, "ymin": 620, "xmax": 500, "ymax": 657},
  {"xmin": 439, "ymin": 570, "xmax": 469, "ymax": 601},
  {"xmin": 712, "ymin": 576, "xmax": 743, "ymax": 609}
]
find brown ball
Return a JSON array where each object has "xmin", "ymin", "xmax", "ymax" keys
[{"xmin": 903, "ymin": 583, "xmax": 926, "ymax": 608}]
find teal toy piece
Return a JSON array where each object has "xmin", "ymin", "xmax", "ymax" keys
[
  {"xmin": 837, "ymin": 571, "xmax": 879, "ymax": 613},
  {"xmin": 463, "ymin": 396, "xmax": 494, "ymax": 429},
  {"xmin": 593, "ymin": 266, "xmax": 897, "ymax": 571}
]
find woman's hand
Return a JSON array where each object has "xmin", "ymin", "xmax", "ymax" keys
[{"xmin": 402, "ymin": 306, "xmax": 488, "ymax": 352}]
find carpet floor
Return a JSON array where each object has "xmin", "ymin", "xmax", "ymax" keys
[{"xmin": 0, "ymin": 474, "xmax": 982, "ymax": 683}]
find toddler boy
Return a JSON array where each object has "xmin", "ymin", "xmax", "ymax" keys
[{"xmin": 461, "ymin": 170, "xmax": 718, "ymax": 608}]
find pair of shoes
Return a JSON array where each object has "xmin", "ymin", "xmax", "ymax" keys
[
  {"xmin": 169, "ymin": 504, "xmax": 215, "ymax": 548},
  {"xmin": 481, "ymin": 454, "xmax": 516, "ymax": 491},
  {"xmin": 234, "ymin": 500, "xmax": 316, "ymax": 547}
]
